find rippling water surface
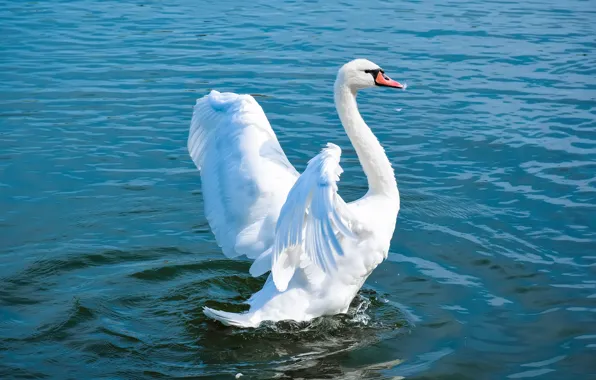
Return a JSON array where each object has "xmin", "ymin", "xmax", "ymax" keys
[{"xmin": 1, "ymin": 0, "xmax": 595, "ymax": 379}]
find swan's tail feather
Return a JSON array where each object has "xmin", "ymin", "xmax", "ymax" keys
[{"xmin": 203, "ymin": 307, "xmax": 258, "ymax": 328}]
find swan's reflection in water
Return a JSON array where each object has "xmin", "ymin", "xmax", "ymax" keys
[
  {"xmin": 272, "ymin": 355, "xmax": 405, "ymax": 379},
  {"xmin": 192, "ymin": 291, "xmax": 412, "ymax": 378}
]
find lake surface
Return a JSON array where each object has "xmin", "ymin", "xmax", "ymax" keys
[{"xmin": 1, "ymin": 0, "xmax": 595, "ymax": 379}]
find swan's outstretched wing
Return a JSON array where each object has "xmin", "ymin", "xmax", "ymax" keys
[
  {"xmin": 263, "ymin": 143, "xmax": 361, "ymax": 291},
  {"xmin": 188, "ymin": 90, "xmax": 299, "ymax": 259}
]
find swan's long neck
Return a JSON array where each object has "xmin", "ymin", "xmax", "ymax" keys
[{"xmin": 334, "ymin": 82, "xmax": 398, "ymax": 197}]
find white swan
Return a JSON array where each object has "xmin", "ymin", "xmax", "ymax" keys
[{"xmin": 188, "ymin": 59, "xmax": 404, "ymax": 328}]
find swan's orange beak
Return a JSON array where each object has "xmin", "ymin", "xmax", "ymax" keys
[{"xmin": 375, "ymin": 71, "xmax": 404, "ymax": 89}]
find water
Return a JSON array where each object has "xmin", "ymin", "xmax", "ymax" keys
[{"xmin": 1, "ymin": 0, "xmax": 595, "ymax": 378}]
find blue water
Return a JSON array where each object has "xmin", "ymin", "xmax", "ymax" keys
[{"xmin": 1, "ymin": 0, "xmax": 595, "ymax": 379}]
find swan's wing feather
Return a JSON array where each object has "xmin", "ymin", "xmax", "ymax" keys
[
  {"xmin": 270, "ymin": 143, "xmax": 359, "ymax": 291},
  {"xmin": 189, "ymin": 90, "xmax": 299, "ymax": 259}
]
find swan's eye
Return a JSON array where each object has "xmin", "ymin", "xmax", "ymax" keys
[{"xmin": 364, "ymin": 69, "xmax": 380, "ymax": 79}]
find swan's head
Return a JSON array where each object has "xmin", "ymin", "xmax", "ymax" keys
[{"xmin": 336, "ymin": 58, "xmax": 404, "ymax": 92}]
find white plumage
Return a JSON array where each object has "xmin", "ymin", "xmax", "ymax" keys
[
  {"xmin": 190, "ymin": 59, "xmax": 405, "ymax": 327},
  {"xmin": 188, "ymin": 91, "xmax": 298, "ymax": 259}
]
